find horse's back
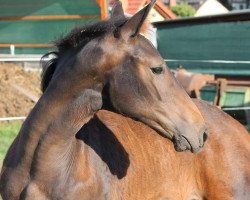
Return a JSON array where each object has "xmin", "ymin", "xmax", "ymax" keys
[
  {"xmin": 193, "ymin": 99, "xmax": 250, "ymax": 199},
  {"xmin": 75, "ymin": 110, "xmax": 201, "ymax": 199},
  {"xmin": 81, "ymin": 107, "xmax": 250, "ymax": 199}
]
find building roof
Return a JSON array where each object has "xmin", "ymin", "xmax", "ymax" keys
[
  {"xmin": 109, "ymin": 0, "xmax": 176, "ymax": 19},
  {"xmin": 195, "ymin": 0, "xmax": 228, "ymax": 17}
]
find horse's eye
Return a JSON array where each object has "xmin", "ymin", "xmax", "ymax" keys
[{"xmin": 150, "ymin": 67, "xmax": 163, "ymax": 74}]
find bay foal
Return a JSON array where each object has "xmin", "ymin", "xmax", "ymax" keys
[
  {"xmin": 1, "ymin": 0, "xmax": 249, "ymax": 199},
  {"xmin": 1, "ymin": 1, "xmax": 207, "ymax": 199}
]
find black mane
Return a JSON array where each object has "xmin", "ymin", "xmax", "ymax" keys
[
  {"xmin": 57, "ymin": 21, "xmax": 110, "ymax": 54},
  {"xmin": 56, "ymin": 16, "xmax": 127, "ymax": 55},
  {"xmin": 41, "ymin": 17, "xmax": 127, "ymax": 92}
]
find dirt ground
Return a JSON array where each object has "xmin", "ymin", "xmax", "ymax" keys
[{"xmin": 0, "ymin": 62, "xmax": 41, "ymax": 118}]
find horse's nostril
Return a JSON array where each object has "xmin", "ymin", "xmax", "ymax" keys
[{"xmin": 203, "ymin": 131, "xmax": 208, "ymax": 143}]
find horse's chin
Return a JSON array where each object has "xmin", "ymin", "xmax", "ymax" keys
[
  {"xmin": 172, "ymin": 134, "xmax": 192, "ymax": 152},
  {"xmin": 132, "ymin": 116, "xmax": 199, "ymax": 153},
  {"xmin": 157, "ymin": 128, "xmax": 192, "ymax": 152},
  {"xmin": 145, "ymin": 122, "xmax": 174, "ymax": 140},
  {"xmin": 173, "ymin": 134, "xmax": 204, "ymax": 153},
  {"xmin": 145, "ymin": 122, "xmax": 197, "ymax": 153}
]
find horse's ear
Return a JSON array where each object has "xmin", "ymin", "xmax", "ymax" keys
[
  {"xmin": 119, "ymin": 0, "xmax": 156, "ymax": 39},
  {"xmin": 111, "ymin": 0, "xmax": 125, "ymax": 19},
  {"xmin": 41, "ymin": 52, "xmax": 58, "ymax": 93}
]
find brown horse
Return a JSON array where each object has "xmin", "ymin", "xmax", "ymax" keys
[{"xmin": 1, "ymin": 0, "xmax": 249, "ymax": 199}]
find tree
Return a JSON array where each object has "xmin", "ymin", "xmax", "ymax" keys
[
  {"xmin": 171, "ymin": 2, "xmax": 196, "ymax": 17},
  {"xmin": 219, "ymin": 0, "xmax": 232, "ymax": 10}
]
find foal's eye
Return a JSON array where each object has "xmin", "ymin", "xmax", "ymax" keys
[{"xmin": 150, "ymin": 66, "xmax": 163, "ymax": 74}]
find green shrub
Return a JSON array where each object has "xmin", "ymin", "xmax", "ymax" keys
[{"xmin": 171, "ymin": 2, "xmax": 196, "ymax": 17}]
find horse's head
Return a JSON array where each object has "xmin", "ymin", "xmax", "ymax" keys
[
  {"xmin": 101, "ymin": 0, "xmax": 207, "ymax": 153},
  {"xmin": 41, "ymin": 0, "xmax": 207, "ymax": 153}
]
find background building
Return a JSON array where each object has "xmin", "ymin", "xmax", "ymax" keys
[
  {"xmin": 109, "ymin": 0, "xmax": 176, "ymax": 22},
  {"xmin": 163, "ymin": 0, "xmax": 250, "ymax": 10},
  {"xmin": 0, "ymin": 0, "xmax": 107, "ymax": 54}
]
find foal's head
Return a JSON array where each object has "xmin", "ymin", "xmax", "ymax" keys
[{"xmin": 42, "ymin": 0, "xmax": 207, "ymax": 153}]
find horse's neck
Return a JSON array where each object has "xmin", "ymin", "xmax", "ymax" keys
[{"xmin": 8, "ymin": 74, "xmax": 102, "ymax": 172}]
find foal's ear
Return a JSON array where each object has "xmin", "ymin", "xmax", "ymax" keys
[
  {"xmin": 111, "ymin": 0, "xmax": 125, "ymax": 19},
  {"xmin": 120, "ymin": 0, "xmax": 156, "ymax": 39}
]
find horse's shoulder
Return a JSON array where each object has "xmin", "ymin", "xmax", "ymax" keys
[
  {"xmin": 192, "ymin": 98, "xmax": 250, "ymax": 158},
  {"xmin": 192, "ymin": 99, "xmax": 247, "ymax": 132}
]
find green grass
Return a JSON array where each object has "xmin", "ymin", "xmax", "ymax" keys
[
  {"xmin": 0, "ymin": 122, "xmax": 21, "ymax": 167},
  {"xmin": 0, "ymin": 122, "xmax": 21, "ymax": 199}
]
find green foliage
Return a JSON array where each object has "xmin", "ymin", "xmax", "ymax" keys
[
  {"xmin": 171, "ymin": 2, "xmax": 196, "ymax": 17},
  {"xmin": 0, "ymin": 122, "xmax": 21, "ymax": 167}
]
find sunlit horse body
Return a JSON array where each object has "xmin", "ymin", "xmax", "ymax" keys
[{"xmin": 1, "ymin": 1, "xmax": 250, "ymax": 199}]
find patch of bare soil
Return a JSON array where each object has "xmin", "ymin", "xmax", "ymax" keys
[{"xmin": 0, "ymin": 62, "xmax": 41, "ymax": 118}]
